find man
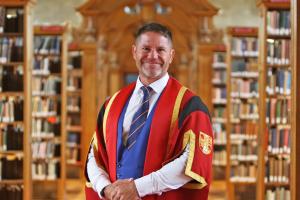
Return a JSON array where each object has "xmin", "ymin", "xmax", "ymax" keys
[{"xmin": 85, "ymin": 22, "xmax": 213, "ymax": 200}]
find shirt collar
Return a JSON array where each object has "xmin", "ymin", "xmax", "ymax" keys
[{"xmin": 134, "ymin": 73, "xmax": 169, "ymax": 95}]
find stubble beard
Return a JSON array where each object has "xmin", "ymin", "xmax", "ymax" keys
[{"xmin": 140, "ymin": 63, "xmax": 165, "ymax": 81}]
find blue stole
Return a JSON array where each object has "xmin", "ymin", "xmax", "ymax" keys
[{"xmin": 116, "ymin": 97, "xmax": 158, "ymax": 179}]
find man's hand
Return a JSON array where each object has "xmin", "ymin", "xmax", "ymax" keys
[{"xmin": 103, "ymin": 179, "xmax": 140, "ymax": 200}]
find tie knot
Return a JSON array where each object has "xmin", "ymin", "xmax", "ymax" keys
[{"xmin": 140, "ymin": 86, "xmax": 152, "ymax": 97}]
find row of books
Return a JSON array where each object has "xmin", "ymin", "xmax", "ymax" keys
[
  {"xmin": 0, "ymin": 37, "xmax": 23, "ymax": 63},
  {"xmin": 32, "ymin": 161, "xmax": 60, "ymax": 180},
  {"xmin": 0, "ymin": 7, "xmax": 24, "ymax": 34},
  {"xmin": 67, "ymin": 76, "xmax": 82, "ymax": 91},
  {"xmin": 212, "ymin": 70, "xmax": 226, "ymax": 84},
  {"xmin": 212, "ymin": 88, "xmax": 227, "ymax": 101},
  {"xmin": 231, "ymin": 37, "xmax": 258, "ymax": 57},
  {"xmin": 213, "ymin": 52, "xmax": 226, "ymax": 65},
  {"xmin": 231, "ymin": 122, "xmax": 258, "ymax": 138},
  {"xmin": 265, "ymin": 156, "xmax": 290, "ymax": 183},
  {"xmin": 67, "ymin": 132, "xmax": 80, "ymax": 144},
  {"xmin": 32, "ymin": 77, "xmax": 61, "ymax": 95},
  {"xmin": 268, "ymin": 127, "xmax": 290, "ymax": 154},
  {"xmin": 213, "ymin": 131, "xmax": 226, "ymax": 144},
  {"xmin": 67, "ymin": 51, "xmax": 82, "ymax": 69},
  {"xmin": 266, "ymin": 68, "xmax": 291, "ymax": 95},
  {"xmin": 67, "ymin": 96, "xmax": 81, "ymax": 112},
  {"xmin": 230, "ymin": 164, "xmax": 256, "ymax": 182},
  {"xmin": 212, "ymin": 123, "xmax": 226, "ymax": 144},
  {"xmin": 265, "ymin": 188, "xmax": 290, "ymax": 200},
  {"xmin": 32, "ymin": 97, "xmax": 58, "ymax": 117},
  {"xmin": 213, "ymin": 150, "xmax": 226, "ymax": 166},
  {"xmin": 231, "ymin": 79, "xmax": 258, "ymax": 98},
  {"xmin": 267, "ymin": 39, "xmax": 290, "ymax": 65},
  {"xmin": 0, "ymin": 65, "xmax": 23, "ymax": 92},
  {"xmin": 67, "ymin": 115, "xmax": 80, "ymax": 126},
  {"xmin": 0, "ymin": 156, "xmax": 23, "ymax": 179},
  {"xmin": 232, "ymin": 58, "xmax": 258, "ymax": 72},
  {"xmin": 33, "ymin": 56, "xmax": 62, "ymax": 75},
  {"xmin": 230, "ymin": 102, "xmax": 259, "ymax": 120},
  {"xmin": 266, "ymin": 98, "xmax": 291, "ymax": 125},
  {"xmin": 0, "ymin": 97, "xmax": 23, "ymax": 123},
  {"xmin": 34, "ymin": 36, "xmax": 61, "ymax": 55},
  {"xmin": 267, "ymin": 10, "xmax": 291, "ymax": 36},
  {"xmin": 0, "ymin": 185, "xmax": 23, "ymax": 200},
  {"xmin": 32, "ymin": 119, "xmax": 60, "ymax": 138},
  {"xmin": 230, "ymin": 143, "xmax": 257, "ymax": 161},
  {"xmin": 66, "ymin": 147, "xmax": 80, "ymax": 163},
  {"xmin": 213, "ymin": 107, "xmax": 226, "ymax": 119},
  {"xmin": 0, "ymin": 125, "xmax": 23, "ymax": 151},
  {"xmin": 32, "ymin": 141, "xmax": 60, "ymax": 159}
]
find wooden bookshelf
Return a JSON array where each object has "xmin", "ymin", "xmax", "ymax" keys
[
  {"xmin": 31, "ymin": 25, "xmax": 67, "ymax": 200},
  {"xmin": 211, "ymin": 44, "xmax": 227, "ymax": 182},
  {"xmin": 78, "ymin": 42, "xmax": 98, "ymax": 175},
  {"xmin": 226, "ymin": 27, "xmax": 259, "ymax": 200},
  {"xmin": 257, "ymin": 0, "xmax": 293, "ymax": 199},
  {"xmin": 197, "ymin": 44, "xmax": 215, "ymax": 112},
  {"xmin": 208, "ymin": 44, "xmax": 228, "ymax": 199},
  {"xmin": 0, "ymin": 1, "xmax": 34, "ymax": 199},
  {"xmin": 66, "ymin": 42, "xmax": 83, "ymax": 180}
]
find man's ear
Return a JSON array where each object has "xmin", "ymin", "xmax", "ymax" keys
[
  {"xmin": 132, "ymin": 45, "xmax": 137, "ymax": 60},
  {"xmin": 169, "ymin": 49, "xmax": 175, "ymax": 64}
]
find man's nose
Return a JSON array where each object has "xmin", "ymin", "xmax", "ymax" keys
[{"xmin": 148, "ymin": 49, "xmax": 159, "ymax": 59}]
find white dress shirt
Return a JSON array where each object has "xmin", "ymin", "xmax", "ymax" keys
[{"xmin": 87, "ymin": 73, "xmax": 192, "ymax": 197}]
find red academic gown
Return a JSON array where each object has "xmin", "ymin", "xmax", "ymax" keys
[{"xmin": 85, "ymin": 77, "xmax": 213, "ymax": 200}]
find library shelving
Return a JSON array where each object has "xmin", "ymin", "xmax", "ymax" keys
[
  {"xmin": 66, "ymin": 42, "xmax": 82, "ymax": 180},
  {"xmin": 291, "ymin": 0, "xmax": 299, "ymax": 200},
  {"xmin": 31, "ymin": 25, "xmax": 67, "ymax": 199},
  {"xmin": 211, "ymin": 44, "xmax": 227, "ymax": 182},
  {"xmin": 0, "ymin": 1, "xmax": 33, "ymax": 199},
  {"xmin": 226, "ymin": 27, "xmax": 259, "ymax": 200},
  {"xmin": 256, "ymin": 0, "xmax": 294, "ymax": 200},
  {"xmin": 291, "ymin": 0, "xmax": 300, "ymax": 200}
]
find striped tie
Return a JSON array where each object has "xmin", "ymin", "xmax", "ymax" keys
[{"xmin": 126, "ymin": 86, "xmax": 152, "ymax": 149}]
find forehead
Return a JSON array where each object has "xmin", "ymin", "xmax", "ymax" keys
[{"xmin": 136, "ymin": 31, "xmax": 171, "ymax": 47}]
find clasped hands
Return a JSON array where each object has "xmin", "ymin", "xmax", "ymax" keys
[{"xmin": 103, "ymin": 178, "xmax": 141, "ymax": 200}]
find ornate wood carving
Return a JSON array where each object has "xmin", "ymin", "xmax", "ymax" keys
[{"xmin": 76, "ymin": 0, "xmax": 221, "ymax": 95}]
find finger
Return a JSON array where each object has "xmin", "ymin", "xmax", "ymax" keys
[{"xmin": 111, "ymin": 191, "xmax": 119, "ymax": 200}]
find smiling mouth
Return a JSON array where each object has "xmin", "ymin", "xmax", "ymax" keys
[{"xmin": 144, "ymin": 62, "xmax": 161, "ymax": 65}]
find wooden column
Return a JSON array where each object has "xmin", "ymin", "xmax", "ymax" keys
[
  {"xmin": 291, "ymin": 0, "xmax": 299, "ymax": 199},
  {"xmin": 197, "ymin": 44, "xmax": 214, "ymax": 112},
  {"xmin": 80, "ymin": 43, "xmax": 97, "ymax": 170},
  {"xmin": 109, "ymin": 67, "xmax": 121, "ymax": 96},
  {"xmin": 176, "ymin": 64, "xmax": 189, "ymax": 87},
  {"xmin": 24, "ymin": 1, "xmax": 34, "ymax": 199}
]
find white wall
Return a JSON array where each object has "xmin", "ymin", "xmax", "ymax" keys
[
  {"xmin": 33, "ymin": 0, "xmax": 85, "ymax": 26},
  {"xmin": 210, "ymin": 0, "xmax": 260, "ymax": 29}
]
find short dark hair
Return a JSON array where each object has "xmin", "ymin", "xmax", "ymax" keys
[{"xmin": 135, "ymin": 22, "xmax": 173, "ymax": 43}]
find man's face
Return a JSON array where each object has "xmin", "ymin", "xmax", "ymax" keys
[{"xmin": 132, "ymin": 31, "xmax": 175, "ymax": 83}]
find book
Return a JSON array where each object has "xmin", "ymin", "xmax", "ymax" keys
[
  {"xmin": 267, "ymin": 10, "xmax": 291, "ymax": 36},
  {"xmin": 0, "ymin": 7, "xmax": 5, "ymax": 34}
]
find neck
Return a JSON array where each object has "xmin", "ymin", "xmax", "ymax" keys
[{"xmin": 139, "ymin": 73, "xmax": 166, "ymax": 86}]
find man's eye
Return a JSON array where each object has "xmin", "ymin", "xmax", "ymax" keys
[{"xmin": 142, "ymin": 47, "xmax": 150, "ymax": 51}]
